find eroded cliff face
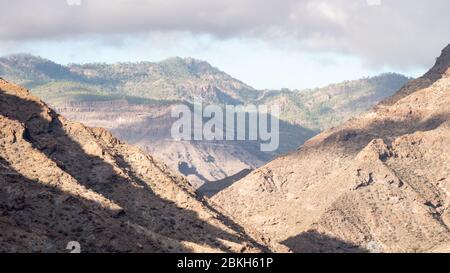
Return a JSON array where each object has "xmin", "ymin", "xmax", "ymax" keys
[
  {"xmin": 212, "ymin": 45, "xmax": 450, "ymax": 253},
  {"xmin": 52, "ymin": 101, "xmax": 275, "ymax": 189},
  {"xmin": 0, "ymin": 78, "xmax": 280, "ymax": 253},
  {"xmin": 0, "ymin": 55, "xmax": 407, "ymax": 191}
]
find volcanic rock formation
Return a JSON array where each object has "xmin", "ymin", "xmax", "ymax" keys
[
  {"xmin": 0, "ymin": 78, "xmax": 277, "ymax": 253},
  {"xmin": 213, "ymin": 45, "xmax": 450, "ymax": 253}
]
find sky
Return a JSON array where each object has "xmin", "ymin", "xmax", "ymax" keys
[{"xmin": 1, "ymin": 0, "xmax": 449, "ymax": 89}]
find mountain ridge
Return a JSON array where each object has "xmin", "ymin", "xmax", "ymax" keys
[
  {"xmin": 0, "ymin": 54, "xmax": 259, "ymax": 105},
  {"xmin": 212, "ymin": 45, "xmax": 450, "ymax": 253},
  {"xmin": 380, "ymin": 44, "xmax": 450, "ymax": 106},
  {"xmin": 0, "ymin": 54, "xmax": 410, "ymax": 189},
  {"xmin": 0, "ymin": 77, "xmax": 283, "ymax": 253}
]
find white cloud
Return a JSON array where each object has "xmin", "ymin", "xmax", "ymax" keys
[
  {"xmin": 366, "ymin": 0, "xmax": 382, "ymax": 6},
  {"xmin": 66, "ymin": 0, "xmax": 81, "ymax": 6},
  {"xmin": 0, "ymin": 0, "xmax": 449, "ymax": 69}
]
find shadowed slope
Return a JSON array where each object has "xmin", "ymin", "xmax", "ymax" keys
[
  {"xmin": 281, "ymin": 231, "xmax": 369, "ymax": 253},
  {"xmin": 212, "ymin": 45, "xmax": 450, "ymax": 253},
  {"xmin": 0, "ymin": 78, "xmax": 278, "ymax": 253}
]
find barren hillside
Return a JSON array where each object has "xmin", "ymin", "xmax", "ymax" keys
[
  {"xmin": 213, "ymin": 45, "xmax": 450, "ymax": 253},
  {"xmin": 0, "ymin": 78, "xmax": 277, "ymax": 253}
]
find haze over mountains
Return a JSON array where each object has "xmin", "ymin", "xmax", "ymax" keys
[
  {"xmin": 213, "ymin": 45, "xmax": 450, "ymax": 253},
  {"xmin": 0, "ymin": 54, "xmax": 409, "ymax": 190}
]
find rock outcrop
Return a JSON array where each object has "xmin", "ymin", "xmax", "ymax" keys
[
  {"xmin": 0, "ymin": 78, "xmax": 275, "ymax": 253},
  {"xmin": 212, "ymin": 45, "xmax": 450, "ymax": 253}
]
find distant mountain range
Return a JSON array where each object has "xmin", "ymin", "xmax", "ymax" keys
[
  {"xmin": 259, "ymin": 73, "xmax": 411, "ymax": 131},
  {"xmin": 0, "ymin": 54, "xmax": 258, "ymax": 105},
  {"xmin": 0, "ymin": 54, "xmax": 410, "ymax": 189}
]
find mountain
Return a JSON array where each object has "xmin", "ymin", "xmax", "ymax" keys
[
  {"xmin": 0, "ymin": 78, "xmax": 281, "ymax": 253},
  {"xmin": 212, "ymin": 45, "xmax": 450, "ymax": 253},
  {"xmin": 0, "ymin": 54, "xmax": 259, "ymax": 105},
  {"xmin": 258, "ymin": 73, "xmax": 411, "ymax": 131},
  {"xmin": 0, "ymin": 54, "xmax": 409, "ymax": 189}
]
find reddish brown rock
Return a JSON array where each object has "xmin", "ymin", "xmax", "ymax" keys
[
  {"xmin": 0, "ymin": 78, "xmax": 277, "ymax": 253},
  {"xmin": 213, "ymin": 45, "xmax": 450, "ymax": 253}
]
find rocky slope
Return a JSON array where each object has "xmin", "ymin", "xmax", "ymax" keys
[
  {"xmin": 53, "ymin": 100, "xmax": 312, "ymax": 188},
  {"xmin": 0, "ymin": 78, "xmax": 277, "ymax": 253},
  {"xmin": 212, "ymin": 45, "xmax": 450, "ymax": 253},
  {"xmin": 0, "ymin": 54, "xmax": 408, "ymax": 191}
]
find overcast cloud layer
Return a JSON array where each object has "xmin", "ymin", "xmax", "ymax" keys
[{"xmin": 1, "ymin": 0, "xmax": 449, "ymax": 69}]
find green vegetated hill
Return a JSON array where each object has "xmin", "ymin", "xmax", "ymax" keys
[
  {"xmin": 0, "ymin": 54, "xmax": 259, "ymax": 105},
  {"xmin": 0, "ymin": 54, "xmax": 410, "ymax": 131},
  {"xmin": 257, "ymin": 73, "xmax": 410, "ymax": 131}
]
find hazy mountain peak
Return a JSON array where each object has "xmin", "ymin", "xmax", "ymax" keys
[
  {"xmin": 0, "ymin": 54, "xmax": 77, "ymax": 86},
  {"xmin": 158, "ymin": 56, "xmax": 234, "ymax": 80},
  {"xmin": 2, "ymin": 53, "xmax": 46, "ymax": 62},
  {"xmin": 1, "ymin": 54, "xmax": 57, "ymax": 68}
]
